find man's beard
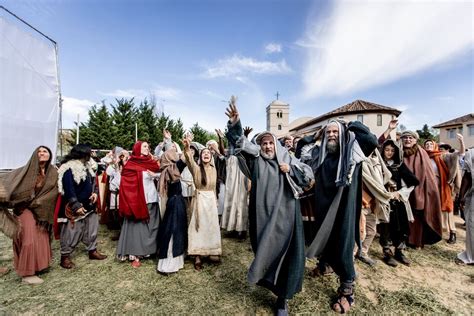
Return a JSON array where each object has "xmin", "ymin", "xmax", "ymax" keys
[
  {"xmin": 326, "ymin": 140, "xmax": 339, "ymax": 154},
  {"xmin": 403, "ymin": 145, "xmax": 418, "ymax": 157},
  {"xmin": 261, "ymin": 151, "xmax": 275, "ymax": 160}
]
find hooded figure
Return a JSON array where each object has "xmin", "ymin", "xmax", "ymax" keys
[
  {"xmin": 379, "ymin": 139, "xmax": 419, "ymax": 267},
  {"xmin": 117, "ymin": 141, "xmax": 161, "ymax": 267},
  {"xmin": 298, "ymin": 119, "xmax": 378, "ymax": 313},
  {"xmin": 225, "ymin": 103, "xmax": 314, "ymax": 314},
  {"xmin": 401, "ymin": 131, "xmax": 442, "ymax": 248},
  {"xmin": 0, "ymin": 146, "xmax": 58, "ymax": 284}
]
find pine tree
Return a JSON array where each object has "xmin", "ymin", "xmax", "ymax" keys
[{"xmin": 110, "ymin": 98, "xmax": 138, "ymax": 149}]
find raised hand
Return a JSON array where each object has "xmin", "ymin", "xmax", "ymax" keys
[
  {"xmin": 215, "ymin": 129, "xmax": 225, "ymax": 139},
  {"xmin": 225, "ymin": 99, "xmax": 239, "ymax": 124},
  {"xmin": 182, "ymin": 136, "xmax": 191, "ymax": 150},
  {"xmin": 163, "ymin": 129, "xmax": 171, "ymax": 140},
  {"xmin": 388, "ymin": 119, "xmax": 398, "ymax": 130},
  {"xmin": 243, "ymin": 126, "xmax": 253, "ymax": 137}
]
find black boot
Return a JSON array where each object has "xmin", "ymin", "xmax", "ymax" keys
[
  {"xmin": 447, "ymin": 232, "xmax": 456, "ymax": 244},
  {"xmin": 275, "ymin": 297, "xmax": 288, "ymax": 316},
  {"xmin": 394, "ymin": 249, "xmax": 410, "ymax": 266},
  {"xmin": 383, "ymin": 248, "xmax": 398, "ymax": 267}
]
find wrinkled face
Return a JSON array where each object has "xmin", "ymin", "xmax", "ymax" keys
[
  {"xmin": 200, "ymin": 148, "xmax": 212, "ymax": 163},
  {"xmin": 402, "ymin": 135, "xmax": 416, "ymax": 148},
  {"xmin": 260, "ymin": 135, "xmax": 275, "ymax": 159},
  {"xmin": 326, "ymin": 124, "xmax": 339, "ymax": 144},
  {"xmin": 141, "ymin": 142, "xmax": 150, "ymax": 156},
  {"xmin": 37, "ymin": 147, "xmax": 50, "ymax": 163},
  {"xmin": 284, "ymin": 137, "xmax": 293, "ymax": 149},
  {"xmin": 383, "ymin": 145, "xmax": 396, "ymax": 160},
  {"xmin": 208, "ymin": 143, "xmax": 218, "ymax": 155},
  {"xmin": 424, "ymin": 141, "xmax": 435, "ymax": 152}
]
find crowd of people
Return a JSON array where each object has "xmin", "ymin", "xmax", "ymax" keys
[{"xmin": 0, "ymin": 99, "xmax": 472, "ymax": 315}]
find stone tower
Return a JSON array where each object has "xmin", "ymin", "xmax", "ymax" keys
[{"xmin": 266, "ymin": 99, "xmax": 289, "ymax": 138}]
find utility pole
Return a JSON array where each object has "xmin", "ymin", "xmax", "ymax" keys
[{"xmin": 75, "ymin": 114, "xmax": 80, "ymax": 144}]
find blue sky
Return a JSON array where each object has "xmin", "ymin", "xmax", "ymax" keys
[{"xmin": 2, "ymin": 0, "xmax": 472, "ymax": 137}]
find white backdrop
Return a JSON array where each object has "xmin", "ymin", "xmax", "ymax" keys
[{"xmin": 0, "ymin": 10, "xmax": 60, "ymax": 169}]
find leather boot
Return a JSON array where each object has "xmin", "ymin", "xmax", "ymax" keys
[
  {"xmin": 394, "ymin": 249, "xmax": 410, "ymax": 266},
  {"xmin": 447, "ymin": 232, "xmax": 456, "ymax": 244},
  {"xmin": 383, "ymin": 249, "xmax": 398, "ymax": 267},
  {"xmin": 60, "ymin": 255, "xmax": 75, "ymax": 269},
  {"xmin": 88, "ymin": 249, "xmax": 107, "ymax": 260}
]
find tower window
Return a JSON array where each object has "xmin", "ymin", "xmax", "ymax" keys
[
  {"xmin": 277, "ymin": 111, "xmax": 283, "ymax": 119},
  {"xmin": 278, "ymin": 124, "xmax": 282, "ymax": 130}
]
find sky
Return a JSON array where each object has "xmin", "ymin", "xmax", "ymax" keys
[{"xmin": 1, "ymin": 0, "xmax": 473, "ymax": 137}]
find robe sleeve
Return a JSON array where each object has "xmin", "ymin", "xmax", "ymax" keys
[{"xmin": 183, "ymin": 149, "xmax": 199, "ymax": 182}]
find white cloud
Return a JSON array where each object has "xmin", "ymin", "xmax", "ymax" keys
[
  {"xmin": 202, "ymin": 54, "xmax": 292, "ymax": 79},
  {"xmin": 62, "ymin": 96, "xmax": 96, "ymax": 128},
  {"xmin": 99, "ymin": 89, "xmax": 148, "ymax": 100},
  {"xmin": 264, "ymin": 42, "xmax": 282, "ymax": 54},
  {"xmin": 151, "ymin": 86, "xmax": 181, "ymax": 100},
  {"xmin": 99, "ymin": 85, "xmax": 182, "ymax": 101},
  {"xmin": 302, "ymin": 1, "xmax": 474, "ymax": 98}
]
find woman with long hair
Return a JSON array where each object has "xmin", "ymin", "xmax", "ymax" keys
[{"xmin": 182, "ymin": 136, "xmax": 221, "ymax": 270}]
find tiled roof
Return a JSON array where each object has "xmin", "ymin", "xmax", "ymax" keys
[
  {"xmin": 290, "ymin": 100, "xmax": 401, "ymax": 131},
  {"xmin": 432, "ymin": 113, "xmax": 474, "ymax": 128}
]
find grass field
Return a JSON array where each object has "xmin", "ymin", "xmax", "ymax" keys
[{"xmin": 0, "ymin": 217, "xmax": 472, "ymax": 315}]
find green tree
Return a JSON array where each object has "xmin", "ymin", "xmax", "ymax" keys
[
  {"xmin": 69, "ymin": 102, "xmax": 114, "ymax": 149},
  {"xmin": 416, "ymin": 124, "xmax": 439, "ymax": 144},
  {"xmin": 189, "ymin": 122, "xmax": 218, "ymax": 146},
  {"xmin": 111, "ymin": 98, "xmax": 138, "ymax": 149}
]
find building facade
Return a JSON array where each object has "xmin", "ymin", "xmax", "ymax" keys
[
  {"xmin": 290, "ymin": 100, "xmax": 401, "ymax": 139},
  {"xmin": 433, "ymin": 113, "xmax": 474, "ymax": 150}
]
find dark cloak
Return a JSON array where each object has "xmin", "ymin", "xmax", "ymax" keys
[
  {"xmin": 302, "ymin": 120, "xmax": 377, "ymax": 282},
  {"xmin": 228, "ymin": 119, "xmax": 314, "ymax": 299}
]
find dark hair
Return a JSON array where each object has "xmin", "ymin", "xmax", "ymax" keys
[
  {"xmin": 37, "ymin": 145, "xmax": 53, "ymax": 170},
  {"xmin": 199, "ymin": 149, "xmax": 211, "ymax": 187},
  {"xmin": 439, "ymin": 144, "xmax": 452, "ymax": 151},
  {"xmin": 62, "ymin": 144, "xmax": 92, "ymax": 163}
]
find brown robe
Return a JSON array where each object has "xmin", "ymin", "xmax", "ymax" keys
[{"xmin": 403, "ymin": 145, "xmax": 442, "ymax": 247}]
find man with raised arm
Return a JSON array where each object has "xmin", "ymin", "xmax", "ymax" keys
[{"xmin": 225, "ymin": 100, "xmax": 314, "ymax": 315}]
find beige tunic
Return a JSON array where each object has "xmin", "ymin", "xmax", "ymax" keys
[{"xmin": 184, "ymin": 150, "xmax": 221, "ymax": 256}]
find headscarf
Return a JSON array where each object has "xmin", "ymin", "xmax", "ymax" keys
[
  {"xmin": 424, "ymin": 140, "xmax": 453, "ymax": 212},
  {"xmin": 119, "ymin": 141, "xmax": 160, "ymax": 220},
  {"xmin": 159, "ymin": 148, "xmax": 181, "ymax": 198},
  {"xmin": 401, "ymin": 130, "xmax": 419, "ymax": 140},
  {"xmin": 0, "ymin": 146, "xmax": 58, "ymax": 229}
]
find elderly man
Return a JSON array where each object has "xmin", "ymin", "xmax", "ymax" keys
[
  {"xmin": 298, "ymin": 119, "xmax": 378, "ymax": 313},
  {"xmin": 225, "ymin": 102, "xmax": 314, "ymax": 315},
  {"xmin": 401, "ymin": 131, "xmax": 442, "ymax": 248}
]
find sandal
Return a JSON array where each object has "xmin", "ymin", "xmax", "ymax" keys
[{"xmin": 332, "ymin": 294, "xmax": 355, "ymax": 314}]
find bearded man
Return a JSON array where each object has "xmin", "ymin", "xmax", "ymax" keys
[
  {"xmin": 297, "ymin": 119, "xmax": 378, "ymax": 313},
  {"xmin": 401, "ymin": 131, "xmax": 442, "ymax": 247},
  {"xmin": 225, "ymin": 102, "xmax": 314, "ymax": 315}
]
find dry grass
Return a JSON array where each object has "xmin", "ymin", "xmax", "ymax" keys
[{"xmin": 0, "ymin": 217, "xmax": 472, "ymax": 315}]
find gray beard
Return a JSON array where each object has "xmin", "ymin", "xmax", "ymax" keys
[
  {"xmin": 260, "ymin": 151, "xmax": 275, "ymax": 160},
  {"xmin": 326, "ymin": 141, "xmax": 339, "ymax": 154}
]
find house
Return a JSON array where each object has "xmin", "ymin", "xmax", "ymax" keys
[
  {"xmin": 432, "ymin": 113, "xmax": 474, "ymax": 149},
  {"xmin": 289, "ymin": 100, "xmax": 401, "ymax": 139}
]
